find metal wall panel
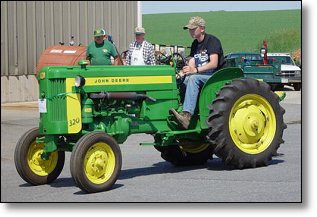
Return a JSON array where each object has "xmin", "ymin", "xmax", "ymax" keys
[
  {"xmin": 1, "ymin": 1, "xmax": 9, "ymax": 76},
  {"xmin": 1, "ymin": 1, "xmax": 138, "ymax": 76},
  {"xmin": 7, "ymin": 1, "xmax": 18, "ymax": 76},
  {"xmin": 35, "ymin": 1, "xmax": 45, "ymax": 68},
  {"xmin": 17, "ymin": 1, "xmax": 27, "ymax": 76},
  {"xmin": 26, "ymin": 2, "xmax": 37, "ymax": 75}
]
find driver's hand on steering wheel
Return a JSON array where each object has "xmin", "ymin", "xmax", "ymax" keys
[
  {"xmin": 183, "ymin": 65, "xmax": 197, "ymax": 75},
  {"xmin": 176, "ymin": 70, "xmax": 185, "ymax": 79}
]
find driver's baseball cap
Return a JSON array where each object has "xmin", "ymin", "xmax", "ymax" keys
[
  {"xmin": 94, "ymin": 29, "xmax": 106, "ymax": 37},
  {"xmin": 183, "ymin": 16, "xmax": 206, "ymax": 30}
]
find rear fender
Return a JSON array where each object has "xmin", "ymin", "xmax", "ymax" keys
[{"xmin": 198, "ymin": 67, "xmax": 244, "ymax": 129}]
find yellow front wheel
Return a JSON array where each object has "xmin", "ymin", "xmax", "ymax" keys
[
  {"xmin": 14, "ymin": 127, "xmax": 65, "ymax": 185},
  {"xmin": 70, "ymin": 132, "xmax": 122, "ymax": 193}
]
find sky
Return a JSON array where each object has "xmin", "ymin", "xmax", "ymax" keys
[{"xmin": 142, "ymin": 1, "xmax": 301, "ymax": 14}]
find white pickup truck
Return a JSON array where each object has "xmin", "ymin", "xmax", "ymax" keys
[{"xmin": 267, "ymin": 53, "xmax": 301, "ymax": 91}]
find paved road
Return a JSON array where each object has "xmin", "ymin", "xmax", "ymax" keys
[{"xmin": 1, "ymin": 91, "xmax": 301, "ymax": 202}]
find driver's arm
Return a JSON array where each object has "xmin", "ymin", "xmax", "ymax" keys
[
  {"xmin": 183, "ymin": 54, "xmax": 218, "ymax": 75},
  {"xmin": 197, "ymin": 54, "xmax": 218, "ymax": 72},
  {"xmin": 187, "ymin": 57, "xmax": 195, "ymax": 67}
]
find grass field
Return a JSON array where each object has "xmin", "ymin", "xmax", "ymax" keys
[{"xmin": 143, "ymin": 10, "xmax": 301, "ymax": 55}]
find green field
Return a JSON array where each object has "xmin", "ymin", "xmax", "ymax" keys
[{"xmin": 143, "ymin": 10, "xmax": 301, "ymax": 54}]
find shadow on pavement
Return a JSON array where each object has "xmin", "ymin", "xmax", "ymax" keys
[
  {"xmin": 119, "ymin": 161, "xmax": 207, "ymax": 180},
  {"xmin": 73, "ymin": 184, "xmax": 124, "ymax": 195},
  {"xmin": 18, "ymin": 156, "xmax": 284, "ymax": 192},
  {"xmin": 49, "ymin": 177, "xmax": 76, "ymax": 188},
  {"xmin": 119, "ymin": 155, "xmax": 285, "ymax": 180}
]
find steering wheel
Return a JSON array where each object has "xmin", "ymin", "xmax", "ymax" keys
[
  {"xmin": 169, "ymin": 53, "xmax": 186, "ymax": 86},
  {"xmin": 154, "ymin": 51, "xmax": 187, "ymax": 86},
  {"xmin": 171, "ymin": 53, "xmax": 186, "ymax": 71},
  {"xmin": 155, "ymin": 51, "xmax": 169, "ymax": 65}
]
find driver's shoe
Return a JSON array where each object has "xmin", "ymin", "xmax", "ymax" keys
[{"xmin": 169, "ymin": 108, "xmax": 192, "ymax": 129}]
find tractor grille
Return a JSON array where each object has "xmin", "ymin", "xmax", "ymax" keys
[{"xmin": 49, "ymin": 78, "xmax": 67, "ymax": 121}]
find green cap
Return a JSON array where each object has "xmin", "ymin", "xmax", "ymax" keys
[{"xmin": 94, "ymin": 29, "xmax": 106, "ymax": 37}]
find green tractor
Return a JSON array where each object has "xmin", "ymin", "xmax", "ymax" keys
[{"xmin": 14, "ymin": 60, "xmax": 286, "ymax": 193}]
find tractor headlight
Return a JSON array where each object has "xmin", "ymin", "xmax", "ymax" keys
[{"xmin": 75, "ymin": 75, "xmax": 85, "ymax": 87}]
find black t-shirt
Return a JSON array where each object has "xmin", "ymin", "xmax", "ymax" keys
[{"xmin": 189, "ymin": 33, "xmax": 225, "ymax": 70}]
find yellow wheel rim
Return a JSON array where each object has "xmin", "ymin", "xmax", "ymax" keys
[
  {"xmin": 180, "ymin": 143, "xmax": 210, "ymax": 154},
  {"xmin": 27, "ymin": 142, "xmax": 58, "ymax": 176},
  {"xmin": 83, "ymin": 142, "xmax": 115, "ymax": 185},
  {"xmin": 229, "ymin": 94, "xmax": 276, "ymax": 154}
]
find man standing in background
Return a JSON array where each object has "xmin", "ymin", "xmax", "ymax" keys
[
  {"xmin": 86, "ymin": 28, "xmax": 119, "ymax": 65},
  {"xmin": 126, "ymin": 27, "xmax": 156, "ymax": 65}
]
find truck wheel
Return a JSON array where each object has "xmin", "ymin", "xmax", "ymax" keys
[
  {"xmin": 70, "ymin": 132, "xmax": 122, "ymax": 193},
  {"xmin": 207, "ymin": 78, "xmax": 286, "ymax": 169},
  {"xmin": 160, "ymin": 142, "xmax": 214, "ymax": 166},
  {"xmin": 14, "ymin": 127, "xmax": 65, "ymax": 185},
  {"xmin": 293, "ymin": 83, "xmax": 301, "ymax": 91}
]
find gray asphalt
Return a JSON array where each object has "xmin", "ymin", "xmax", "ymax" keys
[{"xmin": 1, "ymin": 90, "xmax": 301, "ymax": 202}]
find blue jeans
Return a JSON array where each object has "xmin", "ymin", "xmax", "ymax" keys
[{"xmin": 182, "ymin": 71, "xmax": 214, "ymax": 115}]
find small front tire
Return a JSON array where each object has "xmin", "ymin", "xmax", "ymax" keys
[
  {"xmin": 70, "ymin": 132, "xmax": 122, "ymax": 193},
  {"xmin": 14, "ymin": 127, "xmax": 65, "ymax": 185}
]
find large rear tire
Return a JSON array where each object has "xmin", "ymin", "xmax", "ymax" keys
[
  {"xmin": 14, "ymin": 127, "xmax": 65, "ymax": 185},
  {"xmin": 70, "ymin": 132, "xmax": 122, "ymax": 193},
  {"xmin": 207, "ymin": 78, "xmax": 286, "ymax": 169}
]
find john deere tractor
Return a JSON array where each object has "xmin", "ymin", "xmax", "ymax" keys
[{"xmin": 14, "ymin": 60, "xmax": 286, "ymax": 193}]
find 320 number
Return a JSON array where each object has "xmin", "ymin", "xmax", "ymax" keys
[{"xmin": 69, "ymin": 117, "xmax": 80, "ymax": 127}]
